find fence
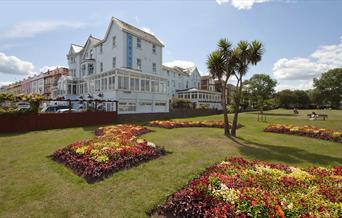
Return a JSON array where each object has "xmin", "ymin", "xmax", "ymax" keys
[{"xmin": 0, "ymin": 99, "xmax": 118, "ymax": 133}]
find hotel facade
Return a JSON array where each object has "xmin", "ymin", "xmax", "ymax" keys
[{"xmin": 56, "ymin": 17, "xmax": 169, "ymax": 114}]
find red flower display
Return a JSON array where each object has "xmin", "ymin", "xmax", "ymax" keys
[
  {"xmin": 154, "ymin": 157, "xmax": 341, "ymax": 217},
  {"xmin": 148, "ymin": 120, "xmax": 242, "ymax": 129},
  {"xmin": 264, "ymin": 124, "xmax": 342, "ymax": 143},
  {"xmin": 51, "ymin": 125, "xmax": 165, "ymax": 183}
]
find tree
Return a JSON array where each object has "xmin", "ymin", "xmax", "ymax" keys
[
  {"xmin": 313, "ymin": 68, "xmax": 342, "ymax": 108},
  {"xmin": 207, "ymin": 39, "xmax": 235, "ymax": 136},
  {"xmin": 245, "ymin": 74, "xmax": 277, "ymax": 112},
  {"xmin": 231, "ymin": 40, "xmax": 264, "ymax": 137},
  {"xmin": 277, "ymin": 89, "xmax": 295, "ymax": 109},
  {"xmin": 293, "ymin": 90, "xmax": 310, "ymax": 109}
]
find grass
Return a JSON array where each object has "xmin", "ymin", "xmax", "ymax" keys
[{"xmin": 0, "ymin": 109, "xmax": 341, "ymax": 217}]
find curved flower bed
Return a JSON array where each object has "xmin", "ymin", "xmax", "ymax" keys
[
  {"xmin": 155, "ymin": 157, "xmax": 342, "ymax": 217},
  {"xmin": 148, "ymin": 120, "xmax": 242, "ymax": 129},
  {"xmin": 264, "ymin": 124, "xmax": 342, "ymax": 143},
  {"xmin": 51, "ymin": 125, "xmax": 165, "ymax": 183}
]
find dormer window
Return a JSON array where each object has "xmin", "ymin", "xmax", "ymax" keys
[
  {"xmin": 137, "ymin": 38, "xmax": 141, "ymax": 48},
  {"xmin": 152, "ymin": 44, "xmax": 156, "ymax": 54}
]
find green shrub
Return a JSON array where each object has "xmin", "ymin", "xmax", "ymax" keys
[{"xmin": 171, "ymin": 98, "xmax": 193, "ymax": 109}]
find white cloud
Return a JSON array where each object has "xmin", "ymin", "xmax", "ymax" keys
[
  {"xmin": 0, "ymin": 81, "xmax": 11, "ymax": 87},
  {"xmin": 272, "ymin": 35, "xmax": 342, "ymax": 90},
  {"xmin": 0, "ymin": 20, "xmax": 88, "ymax": 39},
  {"xmin": 164, "ymin": 60, "xmax": 196, "ymax": 69},
  {"xmin": 0, "ymin": 52, "xmax": 35, "ymax": 76},
  {"xmin": 273, "ymin": 58, "xmax": 332, "ymax": 80},
  {"xmin": 141, "ymin": 26, "xmax": 165, "ymax": 45},
  {"xmin": 216, "ymin": 0, "xmax": 272, "ymax": 10},
  {"xmin": 142, "ymin": 27, "xmax": 154, "ymax": 35}
]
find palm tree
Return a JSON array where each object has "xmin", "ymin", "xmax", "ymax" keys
[
  {"xmin": 231, "ymin": 40, "xmax": 264, "ymax": 137},
  {"xmin": 207, "ymin": 50, "xmax": 231, "ymax": 136}
]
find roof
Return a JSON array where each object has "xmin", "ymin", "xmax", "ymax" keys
[
  {"xmin": 176, "ymin": 88, "xmax": 221, "ymax": 94},
  {"xmin": 71, "ymin": 44, "xmax": 83, "ymax": 53},
  {"xmin": 162, "ymin": 65, "xmax": 188, "ymax": 76},
  {"xmin": 112, "ymin": 17, "xmax": 164, "ymax": 47}
]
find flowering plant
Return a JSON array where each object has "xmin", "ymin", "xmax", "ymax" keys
[
  {"xmin": 155, "ymin": 157, "xmax": 342, "ymax": 217},
  {"xmin": 264, "ymin": 124, "xmax": 342, "ymax": 143},
  {"xmin": 51, "ymin": 125, "xmax": 165, "ymax": 183},
  {"xmin": 148, "ymin": 120, "xmax": 242, "ymax": 129}
]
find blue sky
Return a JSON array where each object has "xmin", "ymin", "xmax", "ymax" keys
[{"xmin": 0, "ymin": 0, "xmax": 341, "ymax": 90}]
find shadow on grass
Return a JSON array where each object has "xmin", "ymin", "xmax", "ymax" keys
[
  {"xmin": 248, "ymin": 112, "xmax": 298, "ymax": 117},
  {"xmin": 231, "ymin": 137, "xmax": 342, "ymax": 166}
]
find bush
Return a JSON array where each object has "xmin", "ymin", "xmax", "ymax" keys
[
  {"xmin": 171, "ymin": 98, "xmax": 193, "ymax": 109},
  {"xmin": 0, "ymin": 93, "xmax": 44, "ymax": 114}
]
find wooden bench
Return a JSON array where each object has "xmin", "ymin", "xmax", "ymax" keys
[{"xmin": 307, "ymin": 114, "xmax": 328, "ymax": 120}]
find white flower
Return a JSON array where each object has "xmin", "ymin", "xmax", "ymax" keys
[{"xmin": 147, "ymin": 142, "xmax": 156, "ymax": 148}]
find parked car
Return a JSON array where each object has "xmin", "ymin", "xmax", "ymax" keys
[
  {"xmin": 16, "ymin": 102, "xmax": 30, "ymax": 110},
  {"xmin": 56, "ymin": 109, "xmax": 77, "ymax": 113},
  {"xmin": 41, "ymin": 105, "xmax": 69, "ymax": 113}
]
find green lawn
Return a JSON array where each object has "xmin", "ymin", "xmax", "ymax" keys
[{"xmin": 0, "ymin": 109, "xmax": 341, "ymax": 217}]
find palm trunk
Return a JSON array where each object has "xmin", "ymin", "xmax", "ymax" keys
[
  {"xmin": 221, "ymin": 81, "xmax": 230, "ymax": 136},
  {"xmin": 231, "ymin": 77, "xmax": 243, "ymax": 137}
]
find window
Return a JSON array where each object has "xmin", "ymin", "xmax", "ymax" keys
[
  {"xmin": 109, "ymin": 76, "xmax": 115, "ymax": 89},
  {"xmin": 112, "ymin": 36, "xmax": 116, "ymax": 47},
  {"xmin": 90, "ymin": 49, "xmax": 93, "ymax": 59},
  {"xmin": 140, "ymin": 78, "xmax": 150, "ymax": 92},
  {"xmin": 100, "ymin": 62, "xmax": 103, "ymax": 72},
  {"xmin": 152, "ymin": 63, "xmax": 156, "ymax": 73},
  {"xmin": 152, "ymin": 44, "xmax": 156, "ymax": 54},
  {"xmin": 82, "ymin": 65, "xmax": 86, "ymax": 76},
  {"xmin": 130, "ymin": 77, "xmax": 139, "ymax": 91},
  {"xmin": 95, "ymin": 79, "xmax": 101, "ymax": 92},
  {"xmin": 137, "ymin": 38, "xmax": 141, "ymax": 48},
  {"xmin": 151, "ymin": 80, "xmax": 159, "ymax": 92},
  {"xmin": 118, "ymin": 102, "xmax": 136, "ymax": 112},
  {"xmin": 89, "ymin": 80, "xmax": 95, "ymax": 93},
  {"xmin": 155, "ymin": 102, "xmax": 166, "ymax": 106},
  {"xmin": 139, "ymin": 102, "xmax": 152, "ymax": 106},
  {"xmin": 118, "ymin": 76, "xmax": 129, "ymax": 90},
  {"xmin": 88, "ymin": 64, "xmax": 94, "ymax": 75},
  {"xmin": 112, "ymin": 57, "xmax": 116, "ymax": 68},
  {"xmin": 101, "ymin": 78, "xmax": 108, "ymax": 90},
  {"xmin": 100, "ymin": 44, "xmax": 103, "ymax": 53},
  {"xmin": 137, "ymin": 58, "xmax": 142, "ymax": 70}
]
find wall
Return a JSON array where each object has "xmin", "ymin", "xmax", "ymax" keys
[
  {"xmin": 117, "ymin": 109, "xmax": 221, "ymax": 123},
  {"xmin": 0, "ymin": 111, "xmax": 117, "ymax": 133}
]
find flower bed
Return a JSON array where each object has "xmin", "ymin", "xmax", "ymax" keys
[
  {"xmin": 148, "ymin": 120, "xmax": 242, "ymax": 129},
  {"xmin": 51, "ymin": 125, "xmax": 165, "ymax": 183},
  {"xmin": 264, "ymin": 124, "xmax": 342, "ymax": 143},
  {"xmin": 155, "ymin": 157, "xmax": 342, "ymax": 217}
]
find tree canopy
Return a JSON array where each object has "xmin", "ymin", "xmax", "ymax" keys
[
  {"xmin": 313, "ymin": 68, "xmax": 342, "ymax": 108},
  {"xmin": 245, "ymin": 74, "xmax": 277, "ymax": 111}
]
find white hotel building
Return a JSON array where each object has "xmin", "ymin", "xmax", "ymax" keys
[
  {"xmin": 56, "ymin": 17, "xmax": 169, "ymax": 114},
  {"xmin": 54, "ymin": 17, "xmax": 220, "ymax": 113}
]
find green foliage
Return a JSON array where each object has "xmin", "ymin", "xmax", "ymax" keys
[
  {"xmin": 313, "ymin": 68, "xmax": 342, "ymax": 108},
  {"xmin": 245, "ymin": 74, "xmax": 277, "ymax": 111},
  {"xmin": 171, "ymin": 98, "xmax": 193, "ymax": 109},
  {"xmin": 277, "ymin": 89, "xmax": 311, "ymax": 109},
  {"xmin": 0, "ymin": 93, "xmax": 44, "ymax": 114}
]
